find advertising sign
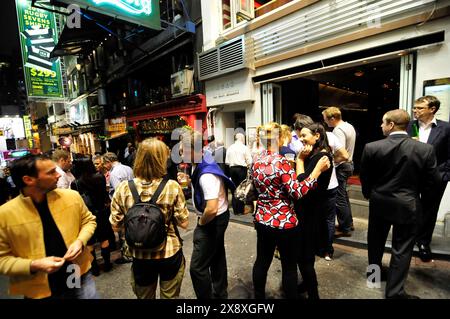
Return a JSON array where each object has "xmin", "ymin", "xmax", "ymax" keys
[
  {"xmin": 0, "ymin": 117, "xmax": 26, "ymax": 151},
  {"xmin": 105, "ymin": 117, "xmax": 127, "ymax": 138},
  {"xmin": 23, "ymin": 115, "xmax": 34, "ymax": 148},
  {"xmin": 69, "ymin": 98, "xmax": 89, "ymax": 125},
  {"xmin": 55, "ymin": 0, "xmax": 161, "ymax": 30},
  {"xmin": 15, "ymin": 0, "xmax": 64, "ymax": 99}
]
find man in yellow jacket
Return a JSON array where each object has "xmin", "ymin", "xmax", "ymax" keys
[{"xmin": 0, "ymin": 154, "xmax": 97, "ymax": 299}]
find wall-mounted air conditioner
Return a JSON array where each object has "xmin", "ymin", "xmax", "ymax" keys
[{"xmin": 171, "ymin": 69, "xmax": 194, "ymax": 98}]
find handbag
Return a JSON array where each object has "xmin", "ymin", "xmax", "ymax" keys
[{"xmin": 234, "ymin": 167, "xmax": 258, "ymax": 206}]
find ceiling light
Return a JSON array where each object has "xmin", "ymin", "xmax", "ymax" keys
[{"xmin": 354, "ymin": 70, "xmax": 364, "ymax": 77}]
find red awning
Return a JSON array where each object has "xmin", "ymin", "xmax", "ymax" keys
[{"xmin": 126, "ymin": 94, "xmax": 207, "ymax": 122}]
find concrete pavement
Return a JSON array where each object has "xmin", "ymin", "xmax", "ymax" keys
[{"xmin": 2, "ymin": 209, "xmax": 449, "ymax": 299}]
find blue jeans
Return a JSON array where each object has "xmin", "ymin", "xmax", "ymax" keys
[
  {"xmin": 335, "ymin": 162, "xmax": 354, "ymax": 232},
  {"xmin": 45, "ymin": 271, "xmax": 100, "ymax": 299},
  {"xmin": 324, "ymin": 188, "xmax": 338, "ymax": 255}
]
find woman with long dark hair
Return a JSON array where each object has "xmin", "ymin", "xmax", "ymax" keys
[
  {"xmin": 71, "ymin": 156, "xmax": 114, "ymax": 276},
  {"xmin": 296, "ymin": 123, "xmax": 333, "ymax": 299},
  {"xmin": 251, "ymin": 122, "xmax": 331, "ymax": 299}
]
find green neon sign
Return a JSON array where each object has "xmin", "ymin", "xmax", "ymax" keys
[
  {"xmin": 57, "ymin": 0, "xmax": 161, "ymax": 30},
  {"xmin": 15, "ymin": 0, "xmax": 64, "ymax": 99},
  {"xmin": 93, "ymin": 0, "xmax": 152, "ymax": 15}
]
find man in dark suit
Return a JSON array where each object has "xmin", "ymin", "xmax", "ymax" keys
[
  {"xmin": 360, "ymin": 109, "xmax": 439, "ymax": 299},
  {"xmin": 407, "ymin": 95, "xmax": 450, "ymax": 262}
]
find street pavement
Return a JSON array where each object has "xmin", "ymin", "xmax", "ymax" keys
[{"xmin": 2, "ymin": 209, "xmax": 449, "ymax": 299}]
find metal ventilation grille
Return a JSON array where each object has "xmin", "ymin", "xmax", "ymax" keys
[
  {"xmin": 199, "ymin": 50, "xmax": 219, "ymax": 79},
  {"xmin": 219, "ymin": 38, "xmax": 244, "ymax": 70},
  {"xmin": 252, "ymin": 0, "xmax": 437, "ymax": 61},
  {"xmin": 198, "ymin": 35, "xmax": 253, "ymax": 81}
]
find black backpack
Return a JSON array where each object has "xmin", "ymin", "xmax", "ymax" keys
[{"xmin": 125, "ymin": 177, "xmax": 179, "ymax": 250}]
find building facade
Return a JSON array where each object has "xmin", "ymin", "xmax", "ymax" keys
[{"xmin": 199, "ymin": 0, "xmax": 450, "ymax": 230}]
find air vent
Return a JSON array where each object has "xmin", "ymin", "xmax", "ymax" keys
[{"xmin": 198, "ymin": 35, "xmax": 254, "ymax": 81}]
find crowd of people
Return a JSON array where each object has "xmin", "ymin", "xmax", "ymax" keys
[{"xmin": 0, "ymin": 95, "xmax": 448, "ymax": 300}]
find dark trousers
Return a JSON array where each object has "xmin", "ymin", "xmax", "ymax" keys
[
  {"xmin": 229, "ymin": 166, "xmax": 248, "ymax": 215},
  {"xmin": 368, "ymin": 213, "xmax": 416, "ymax": 298},
  {"xmin": 416, "ymin": 180, "xmax": 447, "ymax": 246},
  {"xmin": 297, "ymin": 211, "xmax": 320, "ymax": 299},
  {"xmin": 317, "ymin": 188, "xmax": 338, "ymax": 256},
  {"xmin": 335, "ymin": 162, "xmax": 354, "ymax": 232},
  {"xmin": 253, "ymin": 223, "xmax": 300, "ymax": 299},
  {"xmin": 190, "ymin": 211, "xmax": 230, "ymax": 299}
]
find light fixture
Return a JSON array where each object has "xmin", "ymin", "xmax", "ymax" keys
[{"xmin": 354, "ymin": 70, "xmax": 364, "ymax": 77}]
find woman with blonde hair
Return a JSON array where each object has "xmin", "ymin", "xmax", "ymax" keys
[
  {"xmin": 110, "ymin": 138, "xmax": 189, "ymax": 299},
  {"xmin": 251, "ymin": 122, "xmax": 330, "ymax": 299}
]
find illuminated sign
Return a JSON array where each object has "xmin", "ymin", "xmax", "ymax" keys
[
  {"xmin": 23, "ymin": 115, "xmax": 34, "ymax": 148},
  {"xmin": 56, "ymin": 0, "xmax": 160, "ymax": 30},
  {"xmin": 15, "ymin": 0, "xmax": 64, "ymax": 99},
  {"xmin": 93, "ymin": 0, "xmax": 151, "ymax": 15}
]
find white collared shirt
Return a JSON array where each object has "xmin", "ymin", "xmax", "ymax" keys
[
  {"xmin": 225, "ymin": 141, "xmax": 252, "ymax": 167},
  {"xmin": 418, "ymin": 117, "xmax": 437, "ymax": 143},
  {"xmin": 56, "ymin": 165, "xmax": 75, "ymax": 189}
]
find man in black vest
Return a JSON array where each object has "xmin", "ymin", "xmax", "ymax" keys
[
  {"xmin": 361, "ymin": 109, "xmax": 439, "ymax": 299},
  {"xmin": 407, "ymin": 96, "xmax": 450, "ymax": 262}
]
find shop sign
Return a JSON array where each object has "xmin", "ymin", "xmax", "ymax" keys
[
  {"xmin": 205, "ymin": 70, "xmax": 254, "ymax": 106},
  {"xmin": 105, "ymin": 117, "xmax": 127, "ymax": 137},
  {"xmin": 56, "ymin": 0, "xmax": 161, "ymax": 30},
  {"xmin": 15, "ymin": 0, "xmax": 64, "ymax": 99},
  {"xmin": 138, "ymin": 117, "xmax": 186, "ymax": 134},
  {"xmin": 53, "ymin": 126, "xmax": 73, "ymax": 135},
  {"xmin": 23, "ymin": 115, "xmax": 34, "ymax": 149},
  {"xmin": 69, "ymin": 98, "xmax": 89, "ymax": 125}
]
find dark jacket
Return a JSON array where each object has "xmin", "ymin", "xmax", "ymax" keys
[
  {"xmin": 360, "ymin": 133, "xmax": 439, "ymax": 224},
  {"xmin": 407, "ymin": 119, "xmax": 450, "ymax": 182},
  {"xmin": 191, "ymin": 152, "xmax": 235, "ymax": 213}
]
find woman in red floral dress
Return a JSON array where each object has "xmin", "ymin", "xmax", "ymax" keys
[{"xmin": 251, "ymin": 122, "xmax": 330, "ymax": 299}]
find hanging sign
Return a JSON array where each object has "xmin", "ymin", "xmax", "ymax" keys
[
  {"xmin": 15, "ymin": 0, "xmax": 64, "ymax": 99},
  {"xmin": 54, "ymin": 0, "xmax": 161, "ymax": 30}
]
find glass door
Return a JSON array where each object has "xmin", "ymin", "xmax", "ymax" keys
[{"xmin": 262, "ymin": 83, "xmax": 282, "ymax": 124}]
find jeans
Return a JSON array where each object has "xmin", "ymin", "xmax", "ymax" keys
[
  {"xmin": 335, "ymin": 162, "xmax": 354, "ymax": 232},
  {"xmin": 40, "ymin": 271, "xmax": 99, "ymax": 299},
  {"xmin": 319, "ymin": 187, "xmax": 338, "ymax": 256},
  {"xmin": 190, "ymin": 211, "xmax": 230, "ymax": 299}
]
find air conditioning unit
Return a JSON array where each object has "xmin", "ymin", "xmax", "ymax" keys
[{"xmin": 171, "ymin": 69, "xmax": 193, "ymax": 98}]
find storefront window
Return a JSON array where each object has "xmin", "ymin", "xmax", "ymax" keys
[
  {"xmin": 221, "ymin": 0, "xmax": 294, "ymax": 32},
  {"xmin": 222, "ymin": 0, "xmax": 232, "ymax": 30}
]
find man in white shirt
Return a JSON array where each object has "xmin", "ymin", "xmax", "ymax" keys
[
  {"xmin": 102, "ymin": 152, "xmax": 134, "ymax": 197},
  {"xmin": 225, "ymin": 133, "xmax": 252, "ymax": 215},
  {"xmin": 407, "ymin": 96, "xmax": 450, "ymax": 262},
  {"xmin": 52, "ymin": 149, "xmax": 75, "ymax": 189},
  {"xmin": 323, "ymin": 107, "xmax": 356, "ymax": 236},
  {"xmin": 178, "ymin": 130, "xmax": 235, "ymax": 299},
  {"xmin": 102, "ymin": 151, "xmax": 134, "ymax": 264}
]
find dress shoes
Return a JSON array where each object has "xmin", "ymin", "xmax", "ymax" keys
[
  {"xmin": 417, "ymin": 244, "xmax": 432, "ymax": 262},
  {"xmin": 386, "ymin": 293, "xmax": 420, "ymax": 299},
  {"xmin": 334, "ymin": 230, "xmax": 352, "ymax": 238}
]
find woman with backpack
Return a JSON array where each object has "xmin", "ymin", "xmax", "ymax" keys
[
  {"xmin": 110, "ymin": 138, "xmax": 189, "ymax": 299},
  {"xmin": 71, "ymin": 156, "xmax": 114, "ymax": 276}
]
